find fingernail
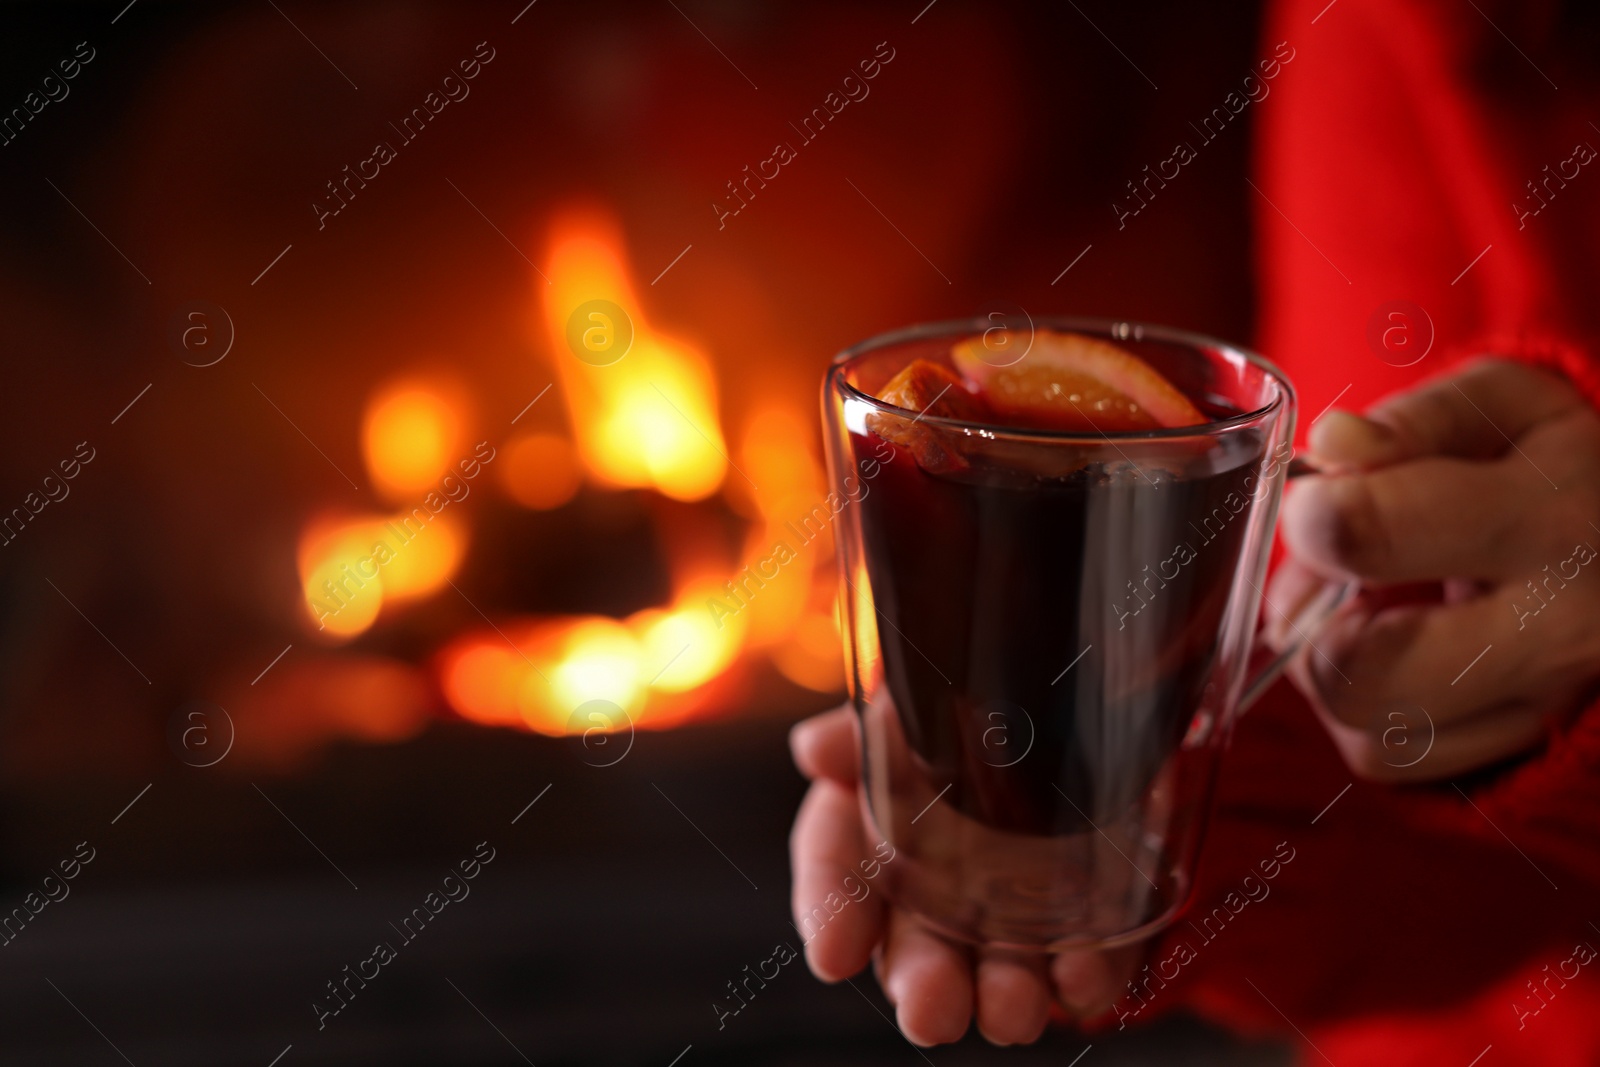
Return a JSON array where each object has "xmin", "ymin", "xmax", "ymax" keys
[
  {"xmin": 1057, "ymin": 994, "xmax": 1096, "ymax": 1018},
  {"xmin": 882, "ymin": 968, "xmax": 903, "ymax": 1006},
  {"xmin": 977, "ymin": 1019, "xmax": 1015, "ymax": 1047},
  {"xmin": 788, "ymin": 720, "xmax": 818, "ymax": 766}
]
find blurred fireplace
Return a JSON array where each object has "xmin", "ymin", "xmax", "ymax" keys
[
  {"xmin": 0, "ymin": 0, "xmax": 1260, "ymax": 779},
  {"xmin": 292, "ymin": 201, "xmax": 848, "ymax": 753}
]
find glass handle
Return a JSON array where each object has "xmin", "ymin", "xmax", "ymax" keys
[{"xmin": 1238, "ymin": 457, "xmax": 1359, "ymax": 713}]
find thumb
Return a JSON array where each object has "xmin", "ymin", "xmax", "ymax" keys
[
  {"xmin": 790, "ymin": 704, "xmax": 859, "ymax": 784},
  {"xmin": 1307, "ymin": 410, "xmax": 1404, "ymax": 472},
  {"xmin": 1315, "ymin": 358, "xmax": 1582, "ymax": 472}
]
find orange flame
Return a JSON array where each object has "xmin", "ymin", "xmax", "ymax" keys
[
  {"xmin": 362, "ymin": 377, "xmax": 470, "ymax": 503},
  {"xmin": 540, "ymin": 207, "xmax": 727, "ymax": 502},
  {"xmin": 296, "ymin": 509, "xmax": 469, "ymax": 642}
]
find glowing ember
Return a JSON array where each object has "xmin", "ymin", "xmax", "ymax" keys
[
  {"xmin": 628, "ymin": 576, "xmax": 748, "ymax": 694},
  {"xmin": 297, "ymin": 510, "xmax": 467, "ymax": 639},
  {"xmin": 543, "ymin": 617, "xmax": 645, "ymax": 724},
  {"xmin": 438, "ymin": 617, "xmax": 648, "ymax": 737},
  {"xmin": 298, "ymin": 515, "xmax": 386, "ymax": 640},
  {"xmin": 439, "ymin": 639, "xmax": 526, "ymax": 728}
]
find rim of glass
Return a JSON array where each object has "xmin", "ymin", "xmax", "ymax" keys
[{"xmin": 830, "ymin": 315, "xmax": 1293, "ymax": 442}]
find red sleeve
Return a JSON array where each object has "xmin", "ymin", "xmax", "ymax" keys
[
  {"xmin": 1468, "ymin": 325, "xmax": 1600, "ymax": 879},
  {"xmin": 1103, "ymin": 1, "xmax": 1600, "ymax": 1063},
  {"xmin": 1484, "ymin": 330, "xmax": 1600, "ymax": 409}
]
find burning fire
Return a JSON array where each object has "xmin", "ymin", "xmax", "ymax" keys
[
  {"xmin": 541, "ymin": 207, "xmax": 727, "ymax": 503},
  {"xmin": 296, "ymin": 204, "xmax": 843, "ymax": 738}
]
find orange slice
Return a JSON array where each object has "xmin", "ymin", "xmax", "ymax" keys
[
  {"xmin": 951, "ymin": 329, "xmax": 1205, "ymax": 432},
  {"xmin": 874, "ymin": 359, "xmax": 987, "ymax": 421},
  {"xmin": 867, "ymin": 359, "xmax": 989, "ymax": 470}
]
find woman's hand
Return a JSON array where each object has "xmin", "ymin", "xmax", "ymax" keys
[
  {"xmin": 1269, "ymin": 358, "xmax": 1600, "ymax": 781},
  {"xmin": 789, "ymin": 705, "xmax": 1141, "ymax": 1046}
]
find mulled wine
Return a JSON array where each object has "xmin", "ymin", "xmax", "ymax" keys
[
  {"xmin": 852, "ymin": 403, "xmax": 1268, "ymax": 836},
  {"xmin": 824, "ymin": 320, "xmax": 1296, "ymax": 948}
]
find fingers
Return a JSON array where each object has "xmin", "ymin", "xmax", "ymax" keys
[
  {"xmin": 1290, "ymin": 575, "xmax": 1596, "ymax": 782},
  {"xmin": 1052, "ymin": 942, "xmax": 1141, "ymax": 1019},
  {"xmin": 882, "ymin": 909, "xmax": 973, "ymax": 1046},
  {"xmin": 790, "ymin": 704, "xmax": 859, "ymax": 784},
  {"xmin": 1262, "ymin": 556, "xmax": 1335, "ymax": 651},
  {"xmin": 974, "ymin": 950, "xmax": 1052, "ymax": 1046},
  {"xmin": 790, "ymin": 757, "xmax": 1129, "ymax": 1047},
  {"xmin": 790, "ymin": 780, "xmax": 884, "ymax": 982},
  {"xmin": 1311, "ymin": 359, "xmax": 1582, "ymax": 468},
  {"xmin": 1307, "ymin": 410, "xmax": 1394, "ymax": 472},
  {"xmin": 1294, "ymin": 593, "xmax": 1537, "ymax": 729},
  {"xmin": 1281, "ymin": 456, "xmax": 1533, "ymax": 583},
  {"xmin": 1313, "ymin": 692, "xmax": 1551, "ymax": 782},
  {"xmin": 1280, "ymin": 361, "xmax": 1599, "ymax": 784}
]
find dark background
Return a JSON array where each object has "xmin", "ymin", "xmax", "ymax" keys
[{"xmin": 0, "ymin": 1, "xmax": 1288, "ymax": 1062}]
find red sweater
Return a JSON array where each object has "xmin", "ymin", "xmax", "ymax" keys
[{"xmin": 1139, "ymin": 1, "xmax": 1600, "ymax": 1062}]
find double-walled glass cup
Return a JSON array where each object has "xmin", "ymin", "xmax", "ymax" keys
[{"xmin": 822, "ymin": 317, "xmax": 1305, "ymax": 950}]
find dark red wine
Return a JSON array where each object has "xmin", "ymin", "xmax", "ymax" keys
[{"xmin": 852, "ymin": 422, "xmax": 1268, "ymax": 836}]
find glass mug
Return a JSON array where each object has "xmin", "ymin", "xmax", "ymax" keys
[{"xmin": 821, "ymin": 316, "xmax": 1339, "ymax": 951}]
